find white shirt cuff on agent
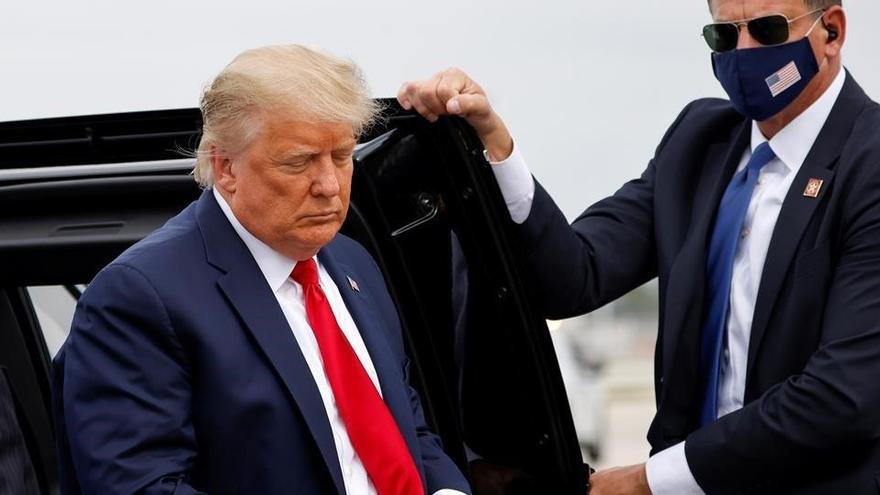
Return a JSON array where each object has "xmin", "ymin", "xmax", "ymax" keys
[
  {"xmin": 645, "ymin": 441, "xmax": 704, "ymax": 495},
  {"xmin": 487, "ymin": 141, "xmax": 535, "ymax": 224}
]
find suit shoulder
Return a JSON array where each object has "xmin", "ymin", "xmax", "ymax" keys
[
  {"xmin": 682, "ymin": 97, "xmax": 736, "ymax": 115},
  {"xmin": 654, "ymin": 98, "xmax": 745, "ymax": 153},
  {"xmin": 850, "ymin": 99, "xmax": 880, "ymax": 154},
  {"xmin": 840, "ymin": 98, "xmax": 880, "ymax": 177},
  {"xmin": 676, "ymin": 98, "xmax": 744, "ymax": 133},
  {"xmin": 826, "ymin": 95, "xmax": 880, "ymax": 218},
  {"xmin": 104, "ymin": 201, "xmax": 204, "ymax": 283}
]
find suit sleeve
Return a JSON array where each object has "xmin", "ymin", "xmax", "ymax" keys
[
  {"xmin": 61, "ymin": 263, "xmax": 205, "ymax": 495},
  {"xmin": 685, "ymin": 162, "xmax": 880, "ymax": 493},
  {"xmin": 510, "ymin": 104, "xmax": 693, "ymax": 320}
]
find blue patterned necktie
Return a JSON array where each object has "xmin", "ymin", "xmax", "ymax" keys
[{"xmin": 699, "ymin": 142, "xmax": 777, "ymax": 426}]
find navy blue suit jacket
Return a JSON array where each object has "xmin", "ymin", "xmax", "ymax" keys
[
  {"xmin": 52, "ymin": 190, "xmax": 470, "ymax": 494},
  {"xmin": 515, "ymin": 73, "xmax": 880, "ymax": 493}
]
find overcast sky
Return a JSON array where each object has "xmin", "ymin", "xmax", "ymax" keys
[{"xmin": 2, "ymin": 1, "xmax": 878, "ymax": 219}]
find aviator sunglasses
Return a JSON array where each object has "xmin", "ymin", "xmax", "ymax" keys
[{"xmin": 702, "ymin": 9, "xmax": 825, "ymax": 52}]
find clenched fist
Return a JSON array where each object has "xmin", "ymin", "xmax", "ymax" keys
[{"xmin": 398, "ymin": 68, "xmax": 514, "ymax": 161}]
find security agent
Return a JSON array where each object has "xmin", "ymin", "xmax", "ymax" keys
[{"xmin": 399, "ymin": 1, "xmax": 880, "ymax": 493}]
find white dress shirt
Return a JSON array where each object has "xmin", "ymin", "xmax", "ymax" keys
[
  {"xmin": 213, "ymin": 188, "xmax": 465, "ymax": 495},
  {"xmin": 488, "ymin": 68, "xmax": 846, "ymax": 494}
]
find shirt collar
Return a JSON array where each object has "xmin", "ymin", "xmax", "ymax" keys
[
  {"xmin": 212, "ymin": 187, "xmax": 299, "ymax": 293},
  {"xmin": 750, "ymin": 68, "xmax": 847, "ymax": 172}
]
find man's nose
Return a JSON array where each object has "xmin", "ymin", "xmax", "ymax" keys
[
  {"xmin": 310, "ymin": 157, "xmax": 341, "ymax": 197},
  {"xmin": 736, "ymin": 24, "xmax": 762, "ymax": 49}
]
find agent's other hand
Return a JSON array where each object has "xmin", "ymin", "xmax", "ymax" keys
[
  {"xmin": 589, "ymin": 463, "xmax": 652, "ymax": 495},
  {"xmin": 398, "ymin": 68, "xmax": 513, "ymax": 161}
]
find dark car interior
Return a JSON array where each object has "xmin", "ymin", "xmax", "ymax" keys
[{"xmin": 0, "ymin": 103, "xmax": 589, "ymax": 494}]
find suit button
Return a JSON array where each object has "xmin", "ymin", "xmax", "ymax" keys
[{"xmin": 659, "ymin": 376, "xmax": 665, "ymax": 385}]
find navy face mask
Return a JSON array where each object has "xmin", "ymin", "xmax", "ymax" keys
[{"xmin": 712, "ymin": 36, "xmax": 820, "ymax": 121}]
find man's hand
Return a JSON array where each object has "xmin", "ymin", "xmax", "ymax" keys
[
  {"xmin": 397, "ymin": 68, "xmax": 514, "ymax": 161},
  {"xmin": 589, "ymin": 463, "xmax": 652, "ymax": 495}
]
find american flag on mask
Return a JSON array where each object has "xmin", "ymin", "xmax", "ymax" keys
[{"xmin": 766, "ymin": 61, "xmax": 802, "ymax": 97}]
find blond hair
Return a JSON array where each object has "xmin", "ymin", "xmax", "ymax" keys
[{"xmin": 193, "ymin": 44, "xmax": 380, "ymax": 187}]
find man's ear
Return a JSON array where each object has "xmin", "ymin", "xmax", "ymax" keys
[
  {"xmin": 822, "ymin": 6, "xmax": 846, "ymax": 58},
  {"xmin": 209, "ymin": 146, "xmax": 237, "ymax": 194}
]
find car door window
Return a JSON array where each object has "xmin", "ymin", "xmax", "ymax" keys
[{"xmin": 26, "ymin": 285, "xmax": 83, "ymax": 358}]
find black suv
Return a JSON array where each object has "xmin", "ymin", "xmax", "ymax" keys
[{"xmin": 0, "ymin": 103, "xmax": 590, "ymax": 494}]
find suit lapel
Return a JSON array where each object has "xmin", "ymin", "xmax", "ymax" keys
[
  {"xmin": 745, "ymin": 74, "xmax": 869, "ymax": 380},
  {"xmin": 318, "ymin": 246, "xmax": 425, "ymax": 480},
  {"xmin": 196, "ymin": 192, "xmax": 346, "ymax": 495},
  {"xmin": 745, "ymin": 167, "xmax": 835, "ymax": 379}
]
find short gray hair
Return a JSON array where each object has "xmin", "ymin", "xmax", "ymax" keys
[
  {"xmin": 708, "ymin": 0, "xmax": 841, "ymax": 11},
  {"xmin": 193, "ymin": 44, "xmax": 381, "ymax": 187},
  {"xmin": 806, "ymin": 0, "xmax": 842, "ymax": 7}
]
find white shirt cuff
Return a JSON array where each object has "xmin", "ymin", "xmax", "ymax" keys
[
  {"xmin": 432, "ymin": 490, "xmax": 468, "ymax": 495},
  {"xmin": 487, "ymin": 140, "xmax": 535, "ymax": 224},
  {"xmin": 645, "ymin": 441, "xmax": 704, "ymax": 495}
]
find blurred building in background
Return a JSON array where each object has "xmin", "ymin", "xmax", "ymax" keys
[{"xmin": 551, "ymin": 283, "xmax": 658, "ymax": 468}]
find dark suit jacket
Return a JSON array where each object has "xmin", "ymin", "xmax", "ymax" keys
[
  {"xmin": 52, "ymin": 190, "xmax": 470, "ymax": 494},
  {"xmin": 515, "ymin": 73, "xmax": 880, "ymax": 494}
]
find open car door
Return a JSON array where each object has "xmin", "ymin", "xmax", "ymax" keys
[{"xmin": 0, "ymin": 103, "xmax": 589, "ymax": 494}]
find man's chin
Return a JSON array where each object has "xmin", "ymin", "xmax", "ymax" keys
[{"xmin": 292, "ymin": 225, "xmax": 343, "ymax": 251}]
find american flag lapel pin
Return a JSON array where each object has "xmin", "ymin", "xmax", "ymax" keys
[
  {"xmin": 803, "ymin": 178, "xmax": 824, "ymax": 198},
  {"xmin": 766, "ymin": 61, "xmax": 802, "ymax": 97},
  {"xmin": 347, "ymin": 276, "xmax": 360, "ymax": 292}
]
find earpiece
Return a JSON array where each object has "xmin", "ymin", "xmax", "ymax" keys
[{"xmin": 827, "ymin": 27, "xmax": 839, "ymax": 41}]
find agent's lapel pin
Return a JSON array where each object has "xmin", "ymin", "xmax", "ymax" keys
[{"xmin": 803, "ymin": 178, "xmax": 824, "ymax": 198}]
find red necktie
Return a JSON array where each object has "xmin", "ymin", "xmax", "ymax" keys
[{"xmin": 291, "ymin": 259, "xmax": 423, "ymax": 495}]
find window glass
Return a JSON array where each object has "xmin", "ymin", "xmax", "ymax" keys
[{"xmin": 26, "ymin": 285, "xmax": 82, "ymax": 358}]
